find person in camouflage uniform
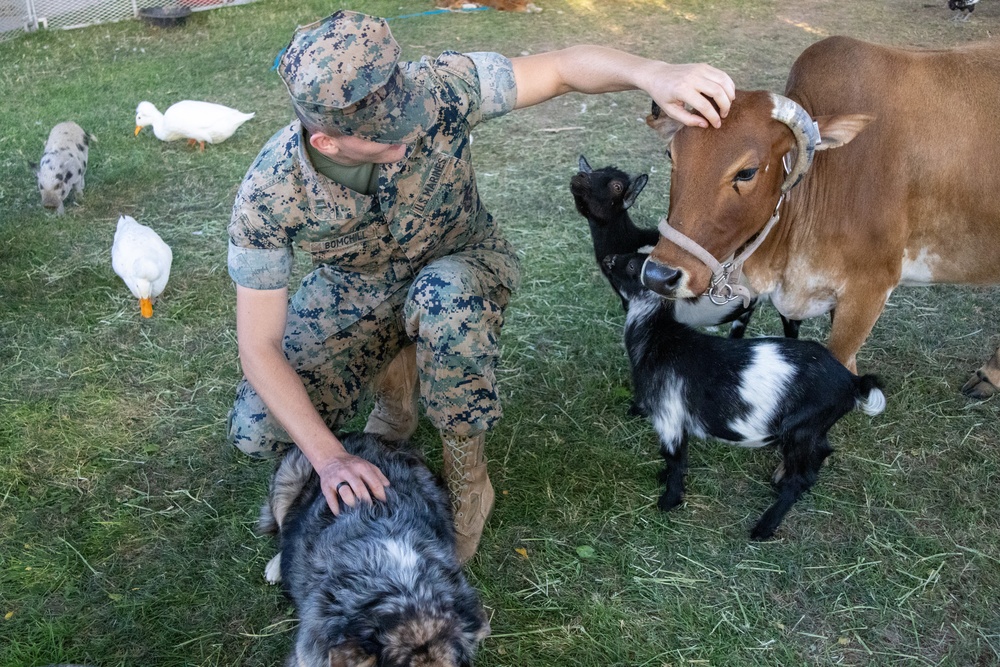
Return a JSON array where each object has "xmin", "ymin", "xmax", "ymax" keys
[{"xmin": 228, "ymin": 9, "xmax": 735, "ymax": 562}]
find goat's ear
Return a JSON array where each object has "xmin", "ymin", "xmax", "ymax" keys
[
  {"xmin": 578, "ymin": 155, "xmax": 592, "ymax": 173},
  {"xmin": 623, "ymin": 173, "xmax": 648, "ymax": 210}
]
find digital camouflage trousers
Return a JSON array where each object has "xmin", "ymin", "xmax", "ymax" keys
[{"xmin": 228, "ymin": 252, "xmax": 511, "ymax": 457}]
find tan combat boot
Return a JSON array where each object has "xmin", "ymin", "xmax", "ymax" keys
[
  {"xmin": 442, "ymin": 432, "xmax": 495, "ymax": 564},
  {"xmin": 365, "ymin": 345, "xmax": 420, "ymax": 441}
]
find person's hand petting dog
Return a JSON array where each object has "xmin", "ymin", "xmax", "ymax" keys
[{"xmin": 316, "ymin": 452, "xmax": 391, "ymax": 515}]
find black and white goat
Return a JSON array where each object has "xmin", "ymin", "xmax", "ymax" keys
[
  {"xmin": 570, "ymin": 155, "xmax": 756, "ymax": 335},
  {"xmin": 602, "ymin": 253, "xmax": 886, "ymax": 539}
]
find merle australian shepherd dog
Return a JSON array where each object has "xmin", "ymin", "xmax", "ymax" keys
[{"xmin": 258, "ymin": 433, "xmax": 490, "ymax": 667}]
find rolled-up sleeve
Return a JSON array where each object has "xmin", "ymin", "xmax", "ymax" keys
[
  {"xmin": 227, "ymin": 241, "xmax": 293, "ymax": 290},
  {"xmin": 467, "ymin": 52, "xmax": 517, "ymax": 121}
]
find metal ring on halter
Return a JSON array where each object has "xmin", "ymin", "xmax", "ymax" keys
[
  {"xmin": 710, "ymin": 262, "xmax": 733, "ymax": 287},
  {"xmin": 708, "ymin": 261, "xmax": 738, "ymax": 304},
  {"xmin": 709, "ymin": 281, "xmax": 736, "ymax": 305}
]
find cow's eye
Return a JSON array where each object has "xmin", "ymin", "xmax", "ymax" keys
[{"xmin": 734, "ymin": 167, "xmax": 758, "ymax": 182}]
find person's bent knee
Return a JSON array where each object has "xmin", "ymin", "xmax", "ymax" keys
[
  {"xmin": 228, "ymin": 382, "xmax": 294, "ymax": 459},
  {"xmin": 227, "ymin": 408, "xmax": 292, "ymax": 458}
]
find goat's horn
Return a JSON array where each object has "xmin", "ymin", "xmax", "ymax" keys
[{"xmin": 769, "ymin": 93, "xmax": 820, "ymax": 193}]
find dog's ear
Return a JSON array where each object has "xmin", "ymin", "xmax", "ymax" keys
[{"xmin": 456, "ymin": 595, "xmax": 491, "ymax": 652}]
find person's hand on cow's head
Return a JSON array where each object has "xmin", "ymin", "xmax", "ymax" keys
[{"xmin": 646, "ymin": 62, "xmax": 735, "ymax": 129}]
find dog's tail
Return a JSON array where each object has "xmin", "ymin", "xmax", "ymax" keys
[
  {"xmin": 855, "ymin": 374, "xmax": 886, "ymax": 416},
  {"xmin": 257, "ymin": 446, "xmax": 315, "ymax": 535},
  {"xmin": 257, "ymin": 501, "xmax": 278, "ymax": 536}
]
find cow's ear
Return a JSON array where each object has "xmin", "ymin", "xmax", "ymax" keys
[
  {"xmin": 645, "ymin": 111, "xmax": 684, "ymax": 144},
  {"xmin": 814, "ymin": 114, "xmax": 875, "ymax": 150}
]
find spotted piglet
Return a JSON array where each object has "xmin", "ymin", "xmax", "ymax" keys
[{"xmin": 37, "ymin": 121, "xmax": 90, "ymax": 215}]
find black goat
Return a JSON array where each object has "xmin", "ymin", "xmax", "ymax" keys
[
  {"xmin": 571, "ymin": 155, "xmax": 657, "ymax": 263},
  {"xmin": 571, "ymin": 155, "xmax": 756, "ymax": 333},
  {"xmin": 602, "ymin": 253, "xmax": 886, "ymax": 539}
]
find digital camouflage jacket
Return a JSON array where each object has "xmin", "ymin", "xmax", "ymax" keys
[{"xmin": 228, "ymin": 51, "xmax": 521, "ymax": 341}]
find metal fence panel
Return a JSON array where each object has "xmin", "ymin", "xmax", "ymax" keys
[
  {"xmin": 1, "ymin": 0, "xmax": 255, "ymax": 41},
  {"xmin": 0, "ymin": 0, "xmax": 32, "ymax": 39}
]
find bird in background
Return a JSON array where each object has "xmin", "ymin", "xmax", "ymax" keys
[
  {"xmin": 112, "ymin": 215, "xmax": 172, "ymax": 318},
  {"xmin": 134, "ymin": 100, "xmax": 255, "ymax": 150}
]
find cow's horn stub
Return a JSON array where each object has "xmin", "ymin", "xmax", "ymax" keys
[{"xmin": 769, "ymin": 93, "xmax": 820, "ymax": 193}]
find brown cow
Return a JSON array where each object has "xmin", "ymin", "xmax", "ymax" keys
[{"xmin": 641, "ymin": 35, "xmax": 1000, "ymax": 398}]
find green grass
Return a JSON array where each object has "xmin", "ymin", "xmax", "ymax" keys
[{"xmin": 3, "ymin": 0, "xmax": 1000, "ymax": 665}]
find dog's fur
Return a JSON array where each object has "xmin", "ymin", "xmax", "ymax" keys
[{"xmin": 259, "ymin": 433, "xmax": 490, "ymax": 667}]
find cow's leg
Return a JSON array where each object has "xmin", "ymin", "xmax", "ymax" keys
[
  {"xmin": 728, "ymin": 304, "xmax": 755, "ymax": 339},
  {"xmin": 780, "ymin": 316, "xmax": 802, "ymax": 339},
  {"xmin": 824, "ymin": 292, "xmax": 890, "ymax": 373},
  {"xmin": 962, "ymin": 347, "xmax": 1000, "ymax": 399}
]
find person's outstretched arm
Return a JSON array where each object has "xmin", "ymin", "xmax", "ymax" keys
[{"xmin": 511, "ymin": 45, "xmax": 735, "ymax": 128}]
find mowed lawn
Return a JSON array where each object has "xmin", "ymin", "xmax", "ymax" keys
[{"xmin": 1, "ymin": 0, "xmax": 999, "ymax": 665}]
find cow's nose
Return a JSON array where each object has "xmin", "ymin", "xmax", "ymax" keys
[{"xmin": 641, "ymin": 257, "xmax": 682, "ymax": 295}]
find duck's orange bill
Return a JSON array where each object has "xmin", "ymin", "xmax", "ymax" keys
[
  {"xmin": 134, "ymin": 126, "xmax": 142, "ymax": 137},
  {"xmin": 140, "ymin": 297, "xmax": 153, "ymax": 318}
]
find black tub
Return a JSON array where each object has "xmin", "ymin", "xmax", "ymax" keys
[{"xmin": 137, "ymin": 6, "xmax": 192, "ymax": 27}]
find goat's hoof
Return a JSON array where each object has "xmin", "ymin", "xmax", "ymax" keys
[
  {"xmin": 961, "ymin": 369, "xmax": 999, "ymax": 399},
  {"xmin": 771, "ymin": 462, "xmax": 786, "ymax": 485},
  {"xmin": 749, "ymin": 523, "xmax": 777, "ymax": 541},
  {"xmin": 657, "ymin": 492, "xmax": 684, "ymax": 512}
]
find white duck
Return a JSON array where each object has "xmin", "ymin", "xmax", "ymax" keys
[
  {"xmin": 112, "ymin": 215, "xmax": 172, "ymax": 318},
  {"xmin": 134, "ymin": 100, "xmax": 254, "ymax": 150}
]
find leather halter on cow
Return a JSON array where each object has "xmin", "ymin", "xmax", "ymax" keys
[
  {"xmin": 646, "ymin": 95, "xmax": 818, "ymax": 310},
  {"xmin": 640, "ymin": 35, "xmax": 1000, "ymax": 398}
]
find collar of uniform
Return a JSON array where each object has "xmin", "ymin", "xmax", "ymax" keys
[
  {"xmin": 293, "ymin": 122, "xmax": 423, "ymax": 218},
  {"xmin": 305, "ymin": 139, "xmax": 379, "ymax": 195},
  {"xmin": 294, "ymin": 122, "xmax": 369, "ymax": 219},
  {"xmin": 375, "ymin": 140, "xmax": 419, "ymax": 197}
]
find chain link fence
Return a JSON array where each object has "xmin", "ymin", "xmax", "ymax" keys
[{"xmin": 1, "ymin": 0, "xmax": 255, "ymax": 41}]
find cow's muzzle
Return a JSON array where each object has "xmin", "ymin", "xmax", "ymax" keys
[{"xmin": 640, "ymin": 256, "xmax": 683, "ymax": 295}]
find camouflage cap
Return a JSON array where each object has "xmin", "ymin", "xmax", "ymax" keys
[{"xmin": 279, "ymin": 10, "xmax": 436, "ymax": 144}]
